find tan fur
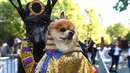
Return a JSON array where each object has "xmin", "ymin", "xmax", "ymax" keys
[{"xmin": 48, "ymin": 19, "xmax": 77, "ymax": 53}]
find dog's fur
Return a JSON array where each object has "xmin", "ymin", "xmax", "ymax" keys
[
  {"xmin": 48, "ymin": 19, "xmax": 78, "ymax": 53},
  {"xmin": 35, "ymin": 19, "xmax": 94, "ymax": 73}
]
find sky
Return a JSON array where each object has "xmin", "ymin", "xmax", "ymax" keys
[{"xmin": 75, "ymin": 0, "xmax": 130, "ymax": 27}]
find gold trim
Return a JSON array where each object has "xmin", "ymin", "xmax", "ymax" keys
[
  {"xmin": 20, "ymin": 41, "xmax": 35, "ymax": 73},
  {"xmin": 29, "ymin": 0, "xmax": 45, "ymax": 16}
]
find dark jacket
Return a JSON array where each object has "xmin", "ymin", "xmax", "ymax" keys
[{"xmin": 88, "ymin": 40, "xmax": 95, "ymax": 53}]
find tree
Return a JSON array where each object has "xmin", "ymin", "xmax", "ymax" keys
[
  {"xmin": 114, "ymin": 0, "xmax": 130, "ymax": 12},
  {"xmin": 0, "ymin": 1, "xmax": 25, "ymax": 41},
  {"xmin": 51, "ymin": 0, "xmax": 81, "ymax": 22},
  {"xmin": 126, "ymin": 31, "xmax": 130, "ymax": 40},
  {"xmin": 125, "ymin": 27, "xmax": 130, "ymax": 40},
  {"xmin": 106, "ymin": 23, "xmax": 128, "ymax": 39},
  {"xmin": 83, "ymin": 8, "xmax": 102, "ymax": 43}
]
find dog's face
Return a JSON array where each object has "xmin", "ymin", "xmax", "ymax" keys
[{"xmin": 48, "ymin": 19, "xmax": 76, "ymax": 43}]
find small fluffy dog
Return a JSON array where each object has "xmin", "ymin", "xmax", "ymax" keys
[{"xmin": 35, "ymin": 19, "xmax": 94, "ymax": 73}]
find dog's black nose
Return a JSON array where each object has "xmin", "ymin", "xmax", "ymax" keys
[
  {"xmin": 69, "ymin": 31, "xmax": 74, "ymax": 37},
  {"xmin": 66, "ymin": 31, "xmax": 74, "ymax": 40}
]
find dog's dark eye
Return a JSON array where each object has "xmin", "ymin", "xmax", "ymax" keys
[
  {"xmin": 59, "ymin": 28, "xmax": 66, "ymax": 32},
  {"xmin": 71, "ymin": 30, "xmax": 75, "ymax": 33}
]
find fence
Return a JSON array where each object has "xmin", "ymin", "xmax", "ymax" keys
[
  {"xmin": 0, "ymin": 57, "xmax": 18, "ymax": 73},
  {"xmin": 96, "ymin": 50, "xmax": 110, "ymax": 73}
]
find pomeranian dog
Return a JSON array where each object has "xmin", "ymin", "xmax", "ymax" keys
[
  {"xmin": 35, "ymin": 19, "xmax": 94, "ymax": 73},
  {"xmin": 48, "ymin": 19, "xmax": 78, "ymax": 53}
]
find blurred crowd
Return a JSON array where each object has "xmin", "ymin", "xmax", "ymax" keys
[
  {"xmin": 79, "ymin": 37, "xmax": 130, "ymax": 72},
  {"xmin": 0, "ymin": 35, "xmax": 21, "ymax": 58},
  {"xmin": 79, "ymin": 37, "xmax": 97, "ymax": 65}
]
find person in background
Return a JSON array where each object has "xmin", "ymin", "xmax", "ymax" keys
[
  {"xmin": 117, "ymin": 37, "xmax": 122, "ymax": 49},
  {"xmin": 87, "ymin": 38, "xmax": 95, "ymax": 64},
  {"xmin": 100, "ymin": 37, "xmax": 104, "ymax": 51},
  {"xmin": 79, "ymin": 40, "xmax": 98, "ymax": 73},
  {"xmin": 1, "ymin": 36, "xmax": 19, "ymax": 58},
  {"xmin": 91, "ymin": 44, "xmax": 97, "ymax": 65},
  {"xmin": 15, "ymin": 38, "xmax": 22, "ymax": 54},
  {"xmin": 109, "ymin": 40, "xmax": 122, "ymax": 72},
  {"xmin": 124, "ymin": 41, "xmax": 130, "ymax": 72},
  {"xmin": 84, "ymin": 40, "xmax": 88, "ymax": 47}
]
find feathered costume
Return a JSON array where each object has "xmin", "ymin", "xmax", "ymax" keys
[{"xmin": 35, "ymin": 34, "xmax": 94, "ymax": 73}]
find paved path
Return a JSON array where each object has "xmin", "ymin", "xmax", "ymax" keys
[
  {"xmin": 104, "ymin": 51, "xmax": 130, "ymax": 73},
  {"xmin": 95, "ymin": 50, "xmax": 130, "ymax": 73},
  {"xmin": 105, "ymin": 62, "xmax": 130, "ymax": 73}
]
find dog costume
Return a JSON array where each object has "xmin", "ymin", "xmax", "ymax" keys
[{"xmin": 35, "ymin": 34, "xmax": 94, "ymax": 73}]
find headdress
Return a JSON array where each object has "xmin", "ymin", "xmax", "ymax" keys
[{"xmin": 28, "ymin": 0, "xmax": 45, "ymax": 16}]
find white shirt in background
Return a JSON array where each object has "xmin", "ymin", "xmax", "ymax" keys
[
  {"xmin": 128, "ymin": 48, "xmax": 130, "ymax": 56},
  {"xmin": 114, "ymin": 46, "xmax": 121, "ymax": 56}
]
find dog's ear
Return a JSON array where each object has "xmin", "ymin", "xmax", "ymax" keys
[
  {"xmin": 48, "ymin": 19, "xmax": 58, "ymax": 30},
  {"xmin": 48, "ymin": 22, "xmax": 54, "ymax": 30}
]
